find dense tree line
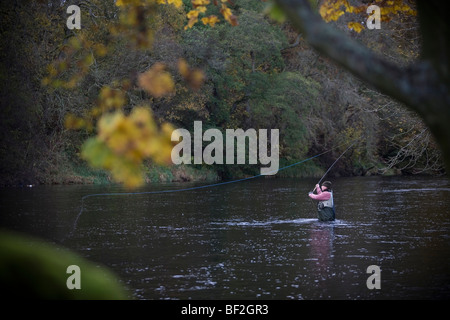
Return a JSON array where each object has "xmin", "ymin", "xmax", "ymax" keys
[{"xmin": 0, "ymin": 0, "xmax": 444, "ymax": 186}]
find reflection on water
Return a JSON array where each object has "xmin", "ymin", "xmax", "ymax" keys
[{"xmin": 1, "ymin": 176, "xmax": 450, "ymax": 299}]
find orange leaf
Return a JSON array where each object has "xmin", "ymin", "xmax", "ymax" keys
[{"xmin": 138, "ymin": 63, "xmax": 175, "ymax": 98}]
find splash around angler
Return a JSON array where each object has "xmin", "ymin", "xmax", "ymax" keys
[{"xmin": 171, "ymin": 121, "xmax": 279, "ymax": 175}]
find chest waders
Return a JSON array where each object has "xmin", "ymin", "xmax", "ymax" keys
[{"xmin": 317, "ymin": 191, "xmax": 335, "ymax": 221}]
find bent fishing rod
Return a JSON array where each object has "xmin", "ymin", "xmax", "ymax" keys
[{"xmin": 308, "ymin": 137, "xmax": 361, "ymax": 215}]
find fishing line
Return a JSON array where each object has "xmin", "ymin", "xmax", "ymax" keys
[{"xmin": 69, "ymin": 137, "xmax": 361, "ymax": 237}]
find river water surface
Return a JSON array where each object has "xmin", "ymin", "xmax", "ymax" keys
[{"xmin": 1, "ymin": 176, "xmax": 449, "ymax": 299}]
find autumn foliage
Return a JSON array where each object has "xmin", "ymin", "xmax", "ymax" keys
[
  {"xmin": 23, "ymin": 0, "xmax": 441, "ymax": 188},
  {"xmin": 42, "ymin": 0, "xmax": 241, "ymax": 188},
  {"xmin": 319, "ymin": 0, "xmax": 416, "ymax": 33}
]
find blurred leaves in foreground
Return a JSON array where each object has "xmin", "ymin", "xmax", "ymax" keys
[
  {"xmin": 0, "ymin": 230, "xmax": 128, "ymax": 299},
  {"xmin": 45, "ymin": 0, "xmax": 216, "ymax": 189},
  {"xmin": 81, "ymin": 107, "xmax": 175, "ymax": 189}
]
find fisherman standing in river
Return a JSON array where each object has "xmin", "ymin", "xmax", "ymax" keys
[{"xmin": 308, "ymin": 181, "xmax": 335, "ymax": 221}]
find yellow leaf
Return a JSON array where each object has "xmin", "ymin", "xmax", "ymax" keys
[
  {"xmin": 220, "ymin": 4, "xmax": 238, "ymax": 26},
  {"xmin": 98, "ymin": 86, "xmax": 126, "ymax": 111},
  {"xmin": 221, "ymin": 4, "xmax": 232, "ymax": 19},
  {"xmin": 138, "ymin": 63, "xmax": 175, "ymax": 98},
  {"xmin": 65, "ymin": 114, "xmax": 85, "ymax": 130},
  {"xmin": 197, "ymin": 6, "xmax": 207, "ymax": 14},
  {"xmin": 348, "ymin": 21, "xmax": 364, "ymax": 33},
  {"xmin": 201, "ymin": 15, "xmax": 219, "ymax": 27},
  {"xmin": 184, "ymin": 17, "xmax": 199, "ymax": 29},
  {"xmin": 192, "ymin": 0, "xmax": 210, "ymax": 8},
  {"xmin": 177, "ymin": 59, "xmax": 205, "ymax": 90},
  {"xmin": 178, "ymin": 59, "xmax": 189, "ymax": 78},
  {"xmin": 187, "ymin": 10, "xmax": 199, "ymax": 19},
  {"xmin": 167, "ymin": 0, "xmax": 183, "ymax": 8},
  {"xmin": 319, "ymin": 0, "xmax": 346, "ymax": 22}
]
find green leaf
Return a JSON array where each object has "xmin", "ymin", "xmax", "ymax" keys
[
  {"xmin": 0, "ymin": 231, "xmax": 128, "ymax": 299},
  {"xmin": 265, "ymin": 3, "xmax": 286, "ymax": 23}
]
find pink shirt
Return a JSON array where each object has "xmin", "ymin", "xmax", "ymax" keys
[{"xmin": 308, "ymin": 187, "xmax": 331, "ymax": 201}]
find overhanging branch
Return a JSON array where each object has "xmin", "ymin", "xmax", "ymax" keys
[
  {"xmin": 273, "ymin": 0, "xmax": 448, "ymax": 118},
  {"xmin": 274, "ymin": 0, "xmax": 450, "ymax": 171}
]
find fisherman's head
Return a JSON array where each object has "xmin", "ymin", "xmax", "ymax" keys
[{"xmin": 321, "ymin": 181, "xmax": 332, "ymax": 191}]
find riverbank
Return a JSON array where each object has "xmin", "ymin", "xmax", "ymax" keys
[
  {"xmin": 1, "ymin": 163, "xmax": 220, "ymax": 188},
  {"xmin": 0, "ymin": 155, "xmax": 318, "ymax": 187},
  {"xmin": 0, "ymin": 154, "xmax": 410, "ymax": 188}
]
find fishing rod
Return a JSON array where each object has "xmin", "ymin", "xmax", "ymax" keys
[{"xmin": 308, "ymin": 138, "xmax": 361, "ymax": 216}]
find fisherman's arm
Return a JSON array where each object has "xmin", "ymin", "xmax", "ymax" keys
[
  {"xmin": 308, "ymin": 190, "xmax": 331, "ymax": 201},
  {"xmin": 308, "ymin": 193, "xmax": 330, "ymax": 201},
  {"xmin": 308, "ymin": 184, "xmax": 321, "ymax": 198}
]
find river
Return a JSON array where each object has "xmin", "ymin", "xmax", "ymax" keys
[{"xmin": 1, "ymin": 175, "xmax": 449, "ymax": 299}]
